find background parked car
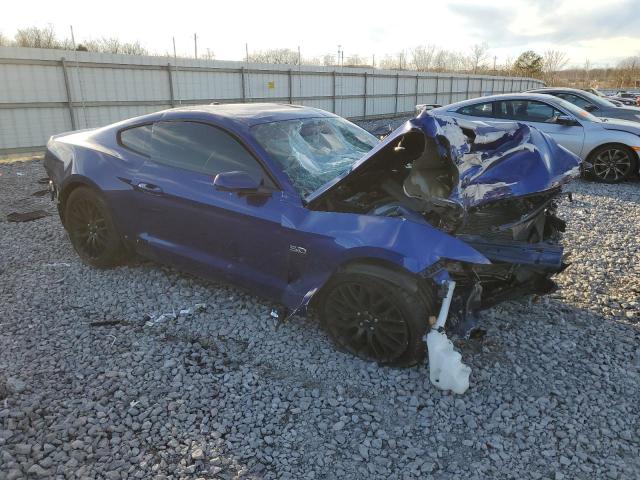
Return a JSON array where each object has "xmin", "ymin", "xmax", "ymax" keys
[
  {"xmin": 610, "ymin": 91, "xmax": 640, "ymax": 107},
  {"xmin": 582, "ymin": 88, "xmax": 625, "ymax": 107},
  {"xmin": 527, "ymin": 87, "xmax": 640, "ymax": 123},
  {"xmin": 429, "ymin": 93, "xmax": 640, "ymax": 183}
]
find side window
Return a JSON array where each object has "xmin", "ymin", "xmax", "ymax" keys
[
  {"xmin": 151, "ymin": 121, "xmax": 273, "ymax": 186},
  {"xmin": 119, "ymin": 124, "xmax": 153, "ymax": 156},
  {"xmin": 554, "ymin": 93, "xmax": 592, "ymax": 109},
  {"xmin": 495, "ymin": 100, "xmax": 561, "ymax": 123},
  {"xmin": 457, "ymin": 102, "xmax": 493, "ymax": 117}
]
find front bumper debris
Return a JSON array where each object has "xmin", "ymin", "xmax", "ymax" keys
[{"xmin": 425, "ymin": 280, "xmax": 471, "ymax": 394}]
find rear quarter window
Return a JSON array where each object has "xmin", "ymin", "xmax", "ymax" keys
[{"xmin": 119, "ymin": 124, "xmax": 153, "ymax": 156}]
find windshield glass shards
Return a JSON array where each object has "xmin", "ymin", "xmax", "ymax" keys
[{"xmin": 252, "ymin": 117, "xmax": 379, "ymax": 196}]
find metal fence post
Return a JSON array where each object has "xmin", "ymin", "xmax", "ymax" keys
[
  {"xmin": 363, "ymin": 72, "xmax": 368, "ymax": 119},
  {"xmin": 394, "ymin": 73, "xmax": 399, "ymax": 115},
  {"xmin": 167, "ymin": 63, "xmax": 175, "ymax": 107},
  {"xmin": 332, "ymin": 71, "xmax": 337, "ymax": 114},
  {"xmin": 465, "ymin": 75, "xmax": 471, "ymax": 99},
  {"xmin": 288, "ymin": 69, "xmax": 293, "ymax": 104},
  {"xmin": 415, "ymin": 74, "xmax": 419, "ymax": 111},
  {"xmin": 449, "ymin": 76, "xmax": 454, "ymax": 104},
  {"xmin": 60, "ymin": 58, "xmax": 77, "ymax": 130},
  {"xmin": 240, "ymin": 67, "xmax": 246, "ymax": 102},
  {"xmin": 434, "ymin": 74, "xmax": 439, "ymax": 105},
  {"xmin": 491, "ymin": 76, "xmax": 495, "ymax": 95}
]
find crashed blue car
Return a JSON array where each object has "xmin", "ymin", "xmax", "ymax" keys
[{"xmin": 44, "ymin": 104, "xmax": 580, "ymax": 367}]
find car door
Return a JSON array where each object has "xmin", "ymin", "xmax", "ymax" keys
[
  {"xmin": 128, "ymin": 119, "xmax": 295, "ymax": 299},
  {"xmin": 492, "ymin": 99, "xmax": 585, "ymax": 156}
]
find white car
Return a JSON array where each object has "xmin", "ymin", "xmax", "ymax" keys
[{"xmin": 428, "ymin": 93, "xmax": 640, "ymax": 183}]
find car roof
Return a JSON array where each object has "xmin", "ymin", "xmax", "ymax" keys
[
  {"xmin": 438, "ymin": 92, "xmax": 565, "ymax": 109},
  {"xmin": 160, "ymin": 103, "xmax": 337, "ymax": 127},
  {"xmin": 526, "ymin": 87, "xmax": 586, "ymax": 94}
]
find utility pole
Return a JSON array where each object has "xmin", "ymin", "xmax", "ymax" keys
[
  {"xmin": 337, "ymin": 45, "xmax": 341, "ymax": 67},
  {"xmin": 173, "ymin": 37, "xmax": 177, "ymax": 58},
  {"xmin": 493, "ymin": 56, "xmax": 497, "ymax": 73},
  {"xmin": 372, "ymin": 54, "xmax": 375, "ymax": 68},
  {"xmin": 298, "ymin": 45, "xmax": 301, "ymax": 65},
  {"xmin": 194, "ymin": 33, "xmax": 198, "ymax": 59},
  {"xmin": 245, "ymin": 43, "xmax": 249, "ymax": 63},
  {"xmin": 69, "ymin": 25, "xmax": 76, "ymax": 48}
]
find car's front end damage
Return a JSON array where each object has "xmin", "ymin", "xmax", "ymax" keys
[{"xmin": 303, "ymin": 111, "xmax": 580, "ymax": 390}]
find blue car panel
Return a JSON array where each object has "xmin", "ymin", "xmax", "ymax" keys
[{"xmin": 44, "ymin": 103, "xmax": 579, "ymax": 333}]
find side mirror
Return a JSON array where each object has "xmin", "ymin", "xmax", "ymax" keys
[
  {"xmin": 582, "ymin": 104, "xmax": 597, "ymax": 112},
  {"xmin": 555, "ymin": 115, "xmax": 578, "ymax": 126},
  {"xmin": 213, "ymin": 171, "xmax": 261, "ymax": 192}
]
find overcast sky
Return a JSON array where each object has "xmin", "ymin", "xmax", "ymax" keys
[{"xmin": 2, "ymin": 0, "xmax": 639, "ymax": 67}]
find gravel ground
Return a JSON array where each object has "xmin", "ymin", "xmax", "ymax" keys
[{"xmin": 1, "ymin": 158, "xmax": 639, "ymax": 480}]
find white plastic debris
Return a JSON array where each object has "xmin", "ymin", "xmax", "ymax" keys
[
  {"xmin": 179, "ymin": 308, "xmax": 194, "ymax": 317},
  {"xmin": 426, "ymin": 280, "xmax": 471, "ymax": 394}
]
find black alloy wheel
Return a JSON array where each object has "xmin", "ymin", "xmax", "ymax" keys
[
  {"xmin": 591, "ymin": 147, "xmax": 634, "ymax": 183},
  {"xmin": 320, "ymin": 273, "xmax": 434, "ymax": 366},
  {"xmin": 64, "ymin": 187, "xmax": 124, "ymax": 267}
]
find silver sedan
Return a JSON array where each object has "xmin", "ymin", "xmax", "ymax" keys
[{"xmin": 429, "ymin": 93, "xmax": 640, "ymax": 183}]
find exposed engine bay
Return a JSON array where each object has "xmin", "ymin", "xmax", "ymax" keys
[{"xmin": 308, "ymin": 113, "xmax": 580, "ymax": 336}]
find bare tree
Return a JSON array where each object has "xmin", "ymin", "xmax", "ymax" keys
[
  {"xmin": 411, "ymin": 45, "xmax": 436, "ymax": 71},
  {"xmin": 83, "ymin": 38, "xmax": 148, "ymax": 55},
  {"xmin": 0, "ymin": 32, "xmax": 8, "ymax": 46},
  {"xmin": 321, "ymin": 54, "xmax": 336, "ymax": 66},
  {"xmin": 248, "ymin": 48, "xmax": 300, "ymax": 65},
  {"xmin": 13, "ymin": 24, "xmax": 70, "ymax": 49},
  {"xmin": 613, "ymin": 55, "xmax": 639, "ymax": 88},
  {"xmin": 583, "ymin": 59, "xmax": 592, "ymax": 87},
  {"xmin": 344, "ymin": 54, "xmax": 368, "ymax": 67},
  {"xmin": 379, "ymin": 54, "xmax": 401, "ymax": 70},
  {"xmin": 502, "ymin": 56, "xmax": 514, "ymax": 76},
  {"xmin": 542, "ymin": 50, "xmax": 568, "ymax": 85},
  {"xmin": 469, "ymin": 43, "xmax": 489, "ymax": 73}
]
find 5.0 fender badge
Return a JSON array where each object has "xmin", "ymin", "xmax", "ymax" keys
[{"xmin": 289, "ymin": 245, "xmax": 307, "ymax": 255}]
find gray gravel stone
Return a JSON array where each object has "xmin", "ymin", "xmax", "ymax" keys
[{"xmin": 1, "ymin": 158, "xmax": 639, "ymax": 479}]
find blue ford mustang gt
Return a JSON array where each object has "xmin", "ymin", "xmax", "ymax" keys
[{"xmin": 44, "ymin": 103, "xmax": 580, "ymax": 366}]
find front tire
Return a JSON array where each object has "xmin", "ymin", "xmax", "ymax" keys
[
  {"xmin": 589, "ymin": 145, "xmax": 636, "ymax": 183},
  {"xmin": 319, "ymin": 272, "xmax": 436, "ymax": 367},
  {"xmin": 64, "ymin": 186, "xmax": 124, "ymax": 268}
]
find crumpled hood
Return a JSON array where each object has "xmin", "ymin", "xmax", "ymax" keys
[{"xmin": 307, "ymin": 111, "xmax": 581, "ymax": 210}]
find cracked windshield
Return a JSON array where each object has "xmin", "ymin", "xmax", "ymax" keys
[{"xmin": 252, "ymin": 117, "xmax": 379, "ymax": 196}]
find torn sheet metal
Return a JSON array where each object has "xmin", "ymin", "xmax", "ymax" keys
[{"xmin": 306, "ymin": 112, "xmax": 581, "ymax": 211}]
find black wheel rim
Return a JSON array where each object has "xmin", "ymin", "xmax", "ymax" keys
[
  {"xmin": 325, "ymin": 281, "xmax": 409, "ymax": 363},
  {"xmin": 67, "ymin": 198, "xmax": 109, "ymax": 259},
  {"xmin": 593, "ymin": 149, "xmax": 631, "ymax": 182}
]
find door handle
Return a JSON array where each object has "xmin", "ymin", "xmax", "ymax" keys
[{"xmin": 135, "ymin": 182, "xmax": 164, "ymax": 194}]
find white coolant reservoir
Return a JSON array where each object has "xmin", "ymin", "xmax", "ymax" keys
[
  {"xmin": 426, "ymin": 280, "xmax": 471, "ymax": 394},
  {"xmin": 427, "ymin": 330, "xmax": 471, "ymax": 394}
]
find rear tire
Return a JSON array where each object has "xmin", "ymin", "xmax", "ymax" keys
[
  {"xmin": 319, "ymin": 272, "xmax": 436, "ymax": 367},
  {"xmin": 64, "ymin": 187, "xmax": 124, "ymax": 268},
  {"xmin": 588, "ymin": 145, "xmax": 636, "ymax": 183}
]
